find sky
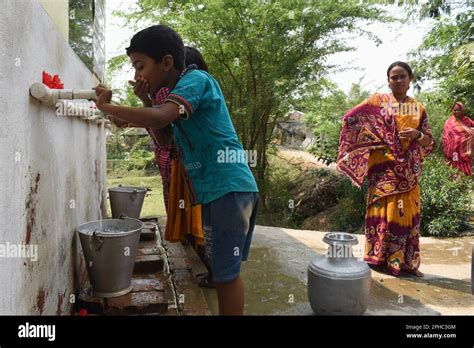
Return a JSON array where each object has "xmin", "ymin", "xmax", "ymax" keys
[
  {"xmin": 106, "ymin": 1, "xmax": 435, "ymax": 95},
  {"xmin": 326, "ymin": 18, "xmax": 434, "ymax": 94},
  {"xmin": 105, "ymin": 0, "xmax": 139, "ymax": 87}
]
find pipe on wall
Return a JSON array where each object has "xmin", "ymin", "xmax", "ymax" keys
[
  {"xmin": 30, "ymin": 82, "xmax": 97, "ymax": 105},
  {"xmin": 29, "ymin": 82, "xmax": 110, "ymax": 126}
]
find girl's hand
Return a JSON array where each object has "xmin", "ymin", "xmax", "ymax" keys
[
  {"xmin": 93, "ymin": 84, "xmax": 112, "ymax": 111},
  {"xmin": 399, "ymin": 127, "xmax": 420, "ymax": 141},
  {"xmin": 129, "ymin": 78, "xmax": 152, "ymax": 106},
  {"xmin": 108, "ymin": 115, "xmax": 129, "ymax": 128}
]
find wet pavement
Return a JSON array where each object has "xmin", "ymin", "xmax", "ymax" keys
[{"xmin": 196, "ymin": 226, "xmax": 473, "ymax": 315}]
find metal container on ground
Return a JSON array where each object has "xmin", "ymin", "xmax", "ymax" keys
[
  {"xmin": 77, "ymin": 217, "xmax": 144, "ymax": 298},
  {"xmin": 108, "ymin": 186, "xmax": 146, "ymax": 219},
  {"xmin": 307, "ymin": 232, "xmax": 371, "ymax": 315}
]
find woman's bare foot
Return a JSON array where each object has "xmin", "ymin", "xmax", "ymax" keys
[
  {"xmin": 411, "ymin": 269, "xmax": 424, "ymax": 277},
  {"xmin": 368, "ymin": 263, "xmax": 383, "ymax": 271},
  {"xmin": 404, "ymin": 269, "xmax": 424, "ymax": 278},
  {"xmin": 368, "ymin": 263, "xmax": 391, "ymax": 274}
]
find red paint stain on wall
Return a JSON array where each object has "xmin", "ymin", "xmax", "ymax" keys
[
  {"xmin": 37, "ymin": 288, "xmax": 46, "ymax": 314},
  {"xmin": 25, "ymin": 224, "xmax": 31, "ymax": 245},
  {"xmin": 25, "ymin": 172, "xmax": 40, "ymax": 246},
  {"xmin": 34, "ymin": 173, "xmax": 40, "ymax": 193},
  {"xmin": 56, "ymin": 291, "xmax": 65, "ymax": 315}
]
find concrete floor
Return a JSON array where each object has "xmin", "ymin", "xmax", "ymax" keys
[{"xmin": 196, "ymin": 226, "xmax": 474, "ymax": 315}]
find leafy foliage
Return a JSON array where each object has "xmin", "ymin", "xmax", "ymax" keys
[
  {"xmin": 300, "ymin": 80, "xmax": 370, "ymax": 163},
  {"xmin": 110, "ymin": 0, "xmax": 390, "ymax": 203},
  {"xmin": 328, "ymin": 177, "xmax": 368, "ymax": 232},
  {"xmin": 69, "ymin": 0, "xmax": 94, "ymax": 70},
  {"xmin": 261, "ymin": 149, "xmax": 302, "ymax": 227},
  {"xmin": 107, "ymin": 133, "xmax": 156, "ymax": 173},
  {"xmin": 420, "ymin": 155, "xmax": 472, "ymax": 236},
  {"xmin": 409, "ymin": 1, "xmax": 473, "ymax": 113},
  {"xmin": 415, "ymin": 90, "xmax": 452, "ymax": 155}
]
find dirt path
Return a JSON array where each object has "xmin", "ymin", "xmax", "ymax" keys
[{"xmin": 276, "ymin": 146, "xmax": 337, "ymax": 171}]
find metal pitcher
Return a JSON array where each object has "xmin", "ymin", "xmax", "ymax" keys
[{"xmin": 307, "ymin": 232, "xmax": 371, "ymax": 315}]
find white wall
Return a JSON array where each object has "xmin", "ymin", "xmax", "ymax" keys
[{"xmin": 0, "ymin": 0, "xmax": 106, "ymax": 314}]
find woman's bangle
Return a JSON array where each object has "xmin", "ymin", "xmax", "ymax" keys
[{"xmin": 416, "ymin": 131, "xmax": 424, "ymax": 142}]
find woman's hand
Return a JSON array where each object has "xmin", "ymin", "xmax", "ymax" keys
[
  {"xmin": 93, "ymin": 84, "xmax": 112, "ymax": 111},
  {"xmin": 129, "ymin": 78, "xmax": 152, "ymax": 107},
  {"xmin": 399, "ymin": 127, "xmax": 421, "ymax": 141}
]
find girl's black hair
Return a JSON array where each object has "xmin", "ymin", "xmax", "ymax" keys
[
  {"xmin": 126, "ymin": 25, "xmax": 185, "ymax": 70},
  {"xmin": 185, "ymin": 46, "xmax": 209, "ymax": 72},
  {"xmin": 387, "ymin": 61, "xmax": 413, "ymax": 79}
]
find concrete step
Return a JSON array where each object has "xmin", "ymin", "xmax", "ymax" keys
[
  {"xmin": 134, "ymin": 239, "xmax": 164, "ymax": 273},
  {"xmin": 76, "ymin": 216, "xmax": 211, "ymax": 316},
  {"xmin": 162, "ymin": 246, "xmax": 211, "ymax": 314},
  {"xmin": 76, "ymin": 272, "xmax": 173, "ymax": 316},
  {"xmin": 134, "ymin": 254, "xmax": 164, "ymax": 274},
  {"xmin": 104, "ymin": 291, "xmax": 167, "ymax": 315},
  {"xmin": 140, "ymin": 221, "xmax": 157, "ymax": 241},
  {"xmin": 136, "ymin": 240, "xmax": 160, "ymax": 256},
  {"xmin": 172, "ymin": 269, "xmax": 212, "ymax": 315}
]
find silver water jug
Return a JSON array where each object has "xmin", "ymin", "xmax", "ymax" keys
[{"xmin": 308, "ymin": 232, "xmax": 371, "ymax": 315}]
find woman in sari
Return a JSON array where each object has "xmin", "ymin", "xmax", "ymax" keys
[
  {"xmin": 442, "ymin": 102, "xmax": 473, "ymax": 176},
  {"xmin": 337, "ymin": 61, "xmax": 435, "ymax": 277}
]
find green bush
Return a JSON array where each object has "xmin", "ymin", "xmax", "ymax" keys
[
  {"xmin": 312, "ymin": 155, "xmax": 472, "ymax": 236},
  {"xmin": 127, "ymin": 144, "xmax": 156, "ymax": 172},
  {"xmin": 330, "ymin": 178, "xmax": 367, "ymax": 232},
  {"xmin": 257, "ymin": 153, "xmax": 303, "ymax": 227},
  {"xmin": 107, "ymin": 134, "xmax": 157, "ymax": 175},
  {"xmin": 416, "ymin": 91, "xmax": 452, "ymax": 156},
  {"xmin": 420, "ymin": 155, "xmax": 472, "ymax": 236}
]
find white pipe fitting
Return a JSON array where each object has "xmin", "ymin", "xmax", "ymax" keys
[
  {"xmin": 29, "ymin": 82, "xmax": 110, "ymax": 124},
  {"xmin": 30, "ymin": 82, "xmax": 97, "ymax": 106}
]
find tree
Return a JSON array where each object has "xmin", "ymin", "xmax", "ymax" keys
[
  {"xmin": 409, "ymin": 1, "xmax": 473, "ymax": 113},
  {"xmin": 415, "ymin": 90, "xmax": 452, "ymax": 155},
  {"xmin": 297, "ymin": 80, "xmax": 370, "ymax": 163},
  {"xmin": 111, "ymin": 0, "xmax": 390, "ymax": 205},
  {"xmin": 69, "ymin": 0, "xmax": 94, "ymax": 71}
]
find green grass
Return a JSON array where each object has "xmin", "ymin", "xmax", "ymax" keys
[{"xmin": 106, "ymin": 174, "xmax": 166, "ymax": 218}]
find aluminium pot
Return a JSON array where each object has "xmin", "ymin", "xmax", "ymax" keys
[{"xmin": 307, "ymin": 232, "xmax": 371, "ymax": 315}]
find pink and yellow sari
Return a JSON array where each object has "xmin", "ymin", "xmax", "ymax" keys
[
  {"xmin": 442, "ymin": 102, "xmax": 473, "ymax": 176},
  {"xmin": 337, "ymin": 93, "xmax": 434, "ymax": 276}
]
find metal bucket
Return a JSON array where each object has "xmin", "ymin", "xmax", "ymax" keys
[
  {"xmin": 109, "ymin": 186, "xmax": 146, "ymax": 219},
  {"xmin": 77, "ymin": 217, "xmax": 144, "ymax": 298}
]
